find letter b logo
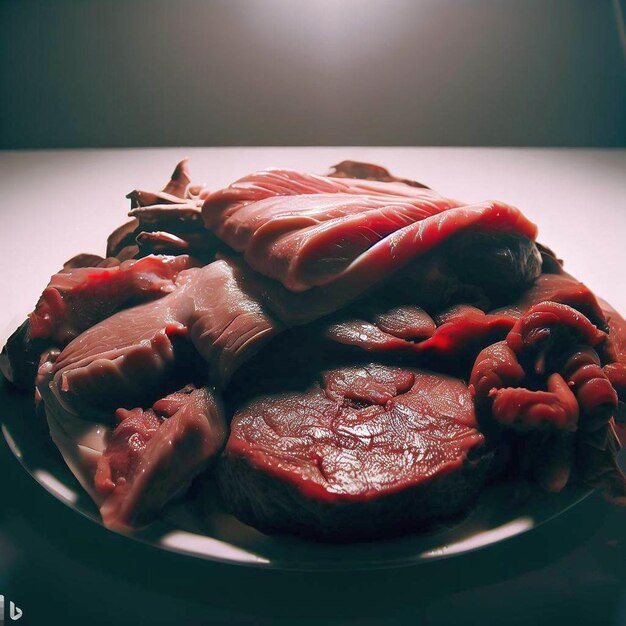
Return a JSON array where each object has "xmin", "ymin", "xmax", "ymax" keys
[{"xmin": 9, "ymin": 601, "xmax": 22, "ymax": 621}]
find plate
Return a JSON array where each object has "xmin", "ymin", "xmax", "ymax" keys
[{"xmin": 0, "ymin": 368, "xmax": 592, "ymax": 571}]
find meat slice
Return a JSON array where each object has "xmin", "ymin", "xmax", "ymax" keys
[
  {"xmin": 327, "ymin": 160, "xmax": 430, "ymax": 189},
  {"xmin": 38, "ymin": 259, "xmax": 279, "ymax": 423},
  {"xmin": 203, "ymin": 165, "xmax": 538, "ymax": 293},
  {"xmin": 1, "ymin": 255, "xmax": 194, "ymax": 391},
  {"xmin": 326, "ymin": 304, "xmax": 514, "ymax": 368},
  {"xmin": 29, "ymin": 255, "xmax": 195, "ymax": 344},
  {"xmin": 219, "ymin": 365, "xmax": 490, "ymax": 541},
  {"xmin": 95, "ymin": 386, "xmax": 227, "ymax": 531},
  {"xmin": 41, "ymin": 382, "xmax": 225, "ymax": 529},
  {"xmin": 202, "ymin": 167, "xmax": 451, "ymax": 234}
]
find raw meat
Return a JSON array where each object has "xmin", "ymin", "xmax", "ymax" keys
[
  {"xmin": 96, "ymin": 386, "xmax": 227, "ymax": 530},
  {"xmin": 203, "ymin": 166, "xmax": 537, "ymax": 292},
  {"xmin": 219, "ymin": 365, "xmax": 490, "ymax": 540},
  {"xmin": 0, "ymin": 255, "xmax": 195, "ymax": 390}
]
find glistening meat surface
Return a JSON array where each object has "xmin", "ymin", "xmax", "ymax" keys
[
  {"xmin": 219, "ymin": 365, "xmax": 490, "ymax": 540},
  {"xmin": 203, "ymin": 167, "xmax": 538, "ymax": 292}
]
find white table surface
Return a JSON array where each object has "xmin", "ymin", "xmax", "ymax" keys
[{"xmin": 1, "ymin": 148, "xmax": 626, "ymax": 626}]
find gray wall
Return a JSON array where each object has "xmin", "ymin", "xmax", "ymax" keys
[{"xmin": 1, "ymin": 0, "xmax": 625, "ymax": 148}]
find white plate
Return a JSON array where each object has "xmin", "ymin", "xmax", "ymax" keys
[{"xmin": 1, "ymin": 381, "xmax": 592, "ymax": 571}]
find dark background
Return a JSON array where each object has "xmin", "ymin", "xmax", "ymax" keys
[{"xmin": 1, "ymin": 0, "xmax": 625, "ymax": 149}]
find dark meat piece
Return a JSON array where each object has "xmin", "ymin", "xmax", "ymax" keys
[
  {"xmin": 443, "ymin": 231, "xmax": 542, "ymax": 304},
  {"xmin": 327, "ymin": 160, "xmax": 430, "ymax": 189},
  {"xmin": 219, "ymin": 364, "xmax": 490, "ymax": 541},
  {"xmin": 106, "ymin": 159, "xmax": 219, "ymax": 263},
  {"xmin": 62, "ymin": 253, "xmax": 112, "ymax": 270},
  {"xmin": 106, "ymin": 219, "xmax": 140, "ymax": 259},
  {"xmin": 0, "ymin": 320, "xmax": 45, "ymax": 390},
  {"xmin": 536, "ymin": 242, "xmax": 564, "ymax": 274}
]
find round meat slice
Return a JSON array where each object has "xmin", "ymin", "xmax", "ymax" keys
[{"xmin": 218, "ymin": 364, "xmax": 491, "ymax": 541}]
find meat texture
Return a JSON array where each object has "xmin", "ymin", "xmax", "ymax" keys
[
  {"xmin": 1, "ymin": 255, "xmax": 195, "ymax": 390},
  {"xmin": 202, "ymin": 166, "xmax": 537, "ymax": 293},
  {"xmin": 95, "ymin": 386, "xmax": 227, "ymax": 530},
  {"xmin": 3, "ymin": 159, "xmax": 626, "ymax": 541},
  {"xmin": 219, "ymin": 365, "xmax": 490, "ymax": 540}
]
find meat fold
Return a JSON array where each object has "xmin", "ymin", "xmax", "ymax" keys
[
  {"xmin": 219, "ymin": 365, "xmax": 490, "ymax": 541},
  {"xmin": 469, "ymin": 299, "xmax": 625, "ymax": 496},
  {"xmin": 203, "ymin": 165, "xmax": 538, "ymax": 293},
  {"xmin": 37, "ymin": 259, "xmax": 279, "ymax": 425}
]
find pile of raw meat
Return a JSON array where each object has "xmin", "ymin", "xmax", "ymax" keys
[{"xmin": 2, "ymin": 160, "xmax": 626, "ymax": 542}]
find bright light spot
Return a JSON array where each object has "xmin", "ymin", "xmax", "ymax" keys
[
  {"xmin": 2, "ymin": 425, "xmax": 22, "ymax": 459},
  {"xmin": 33, "ymin": 469, "xmax": 79, "ymax": 504},
  {"xmin": 421, "ymin": 517, "xmax": 534, "ymax": 558},
  {"xmin": 161, "ymin": 530, "xmax": 271, "ymax": 564}
]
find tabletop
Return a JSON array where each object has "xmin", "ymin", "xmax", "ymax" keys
[{"xmin": 1, "ymin": 147, "xmax": 626, "ymax": 625}]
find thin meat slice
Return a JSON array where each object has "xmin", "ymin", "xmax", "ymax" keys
[
  {"xmin": 202, "ymin": 167, "xmax": 454, "ymax": 231},
  {"xmin": 29, "ymin": 255, "xmax": 195, "ymax": 344},
  {"xmin": 95, "ymin": 386, "xmax": 227, "ymax": 531},
  {"xmin": 369, "ymin": 304, "xmax": 437, "ymax": 339},
  {"xmin": 206, "ymin": 192, "xmax": 457, "ymax": 258},
  {"xmin": 1, "ymin": 255, "xmax": 194, "ymax": 391},
  {"xmin": 219, "ymin": 365, "xmax": 490, "ymax": 541},
  {"xmin": 324, "ymin": 303, "xmax": 436, "ymax": 353},
  {"xmin": 326, "ymin": 304, "xmax": 514, "ymax": 373},
  {"xmin": 204, "ymin": 169, "xmax": 538, "ymax": 292}
]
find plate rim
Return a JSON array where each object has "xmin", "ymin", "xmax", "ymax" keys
[{"xmin": 0, "ymin": 407, "xmax": 594, "ymax": 572}]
